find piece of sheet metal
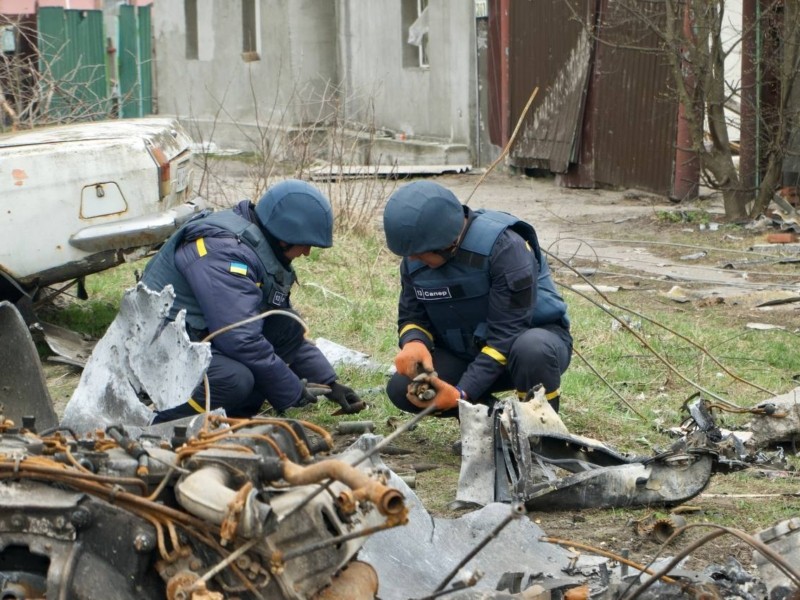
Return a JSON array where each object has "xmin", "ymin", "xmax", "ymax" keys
[
  {"xmin": 34, "ymin": 320, "xmax": 96, "ymax": 368},
  {"xmin": 456, "ymin": 400, "xmax": 495, "ymax": 507},
  {"xmin": 61, "ymin": 283, "xmax": 212, "ymax": 434},
  {"xmin": 309, "ymin": 164, "xmax": 472, "ymax": 181},
  {"xmin": 355, "ymin": 435, "xmax": 599, "ymax": 600},
  {"xmin": 0, "ymin": 301, "xmax": 58, "ymax": 430}
]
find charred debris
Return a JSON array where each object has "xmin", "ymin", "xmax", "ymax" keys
[{"xmin": 1, "ymin": 286, "xmax": 800, "ymax": 599}]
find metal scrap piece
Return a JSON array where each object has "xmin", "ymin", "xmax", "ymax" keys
[
  {"xmin": 0, "ymin": 301, "xmax": 58, "ymax": 430},
  {"xmin": 355, "ymin": 436, "xmax": 599, "ymax": 600},
  {"xmin": 61, "ymin": 283, "xmax": 212, "ymax": 433},
  {"xmin": 747, "ymin": 385, "xmax": 800, "ymax": 449}
]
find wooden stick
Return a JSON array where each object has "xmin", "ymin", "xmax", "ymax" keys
[{"xmin": 464, "ymin": 86, "xmax": 539, "ymax": 205}]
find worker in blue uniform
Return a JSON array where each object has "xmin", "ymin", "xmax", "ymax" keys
[
  {"xmin": 382, "ymin": 180, "xmax": 572, "ymax": 415},
  {"xmin": 140, "ymin": 179, "xmax": 362, "ymax": 423}
]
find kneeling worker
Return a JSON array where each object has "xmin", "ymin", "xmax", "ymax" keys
[
  {"xmin": 141, "ymin": 179, "xmax": 362, "ymax": 423},
  {"xmin": 382, "ymin": 181, "xmax": 572, "ymax": 415}
]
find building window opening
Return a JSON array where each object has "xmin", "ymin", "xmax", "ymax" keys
[
  {"xmin": 402, "ymin": 0, "xmax": 429, "ymax": 69},
  {"xmin": 184, "ymin": 0, "xmax": 198, "ymax": 60},
  {"xmin": 242, "ymin": 0, "xmax": 261, "ymax": 62}
]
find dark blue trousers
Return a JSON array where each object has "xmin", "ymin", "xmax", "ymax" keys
[{"xmin": 153, "ymin": 340, "xmax": 334, "ymax": 424}]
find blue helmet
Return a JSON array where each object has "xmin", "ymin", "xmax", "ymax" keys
[
  {"xmin": 254, "ymin": 180, "xmax": 333, "ymax": 248},
  {"xmin": 383, "ymin": 181, "xmax": 464, "ymax": 256}
]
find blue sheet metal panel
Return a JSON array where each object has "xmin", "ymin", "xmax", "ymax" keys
[
  {"xmin": 137, "ymin": 5, "xmax": 153, "ymax": 115},
  {"xmin": 37, "ymin": 8, "xmax": 108, "ymax": 121}
]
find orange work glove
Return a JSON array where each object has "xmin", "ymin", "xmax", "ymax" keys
[
  {"xmin": 394, "ymin": 341, "xmax": 434, "ymax": 378},
  {"xmin": 406, "ymin": 375, "xmax": 462, "ymax": 412}
]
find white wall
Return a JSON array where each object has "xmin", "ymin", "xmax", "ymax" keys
[
  {"xmin": 336, "ymin": 0, "xmax": 476, "ymax": 144},
  {"xmin": 151, "ymin": 0, "xmax": 476, "ymax": 156},
  {"xmin": 151, "ymin": 0, "xmax": 337, "ymax": 148}
]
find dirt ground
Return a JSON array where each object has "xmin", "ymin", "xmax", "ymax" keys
[{"xmin": 40, "ymin": 168, "xmax": 800, "ymax": 583}]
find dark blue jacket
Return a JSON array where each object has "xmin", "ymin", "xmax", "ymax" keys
[
  {"xmin": 141, "ymin": 201, "xmax": 335, "ymax": 410},
  {"xmin": 397, "ymin": 208, "xmax": 568, "ymax": 399}
]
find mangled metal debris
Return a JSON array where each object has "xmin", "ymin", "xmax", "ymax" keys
[
  {"xmin": 61, "ymin": 283, "xmax": 212, "ymax": 433},
  {"xmin": 745, "ymin": 386, "xmax": 800, "ymax": 449},
  {"xmin": 0, "ymin": 412, "xmax": 405, "ymax": 599},
  {"xmin": 3, "ymin": 291, "xmax": 800, "ymax": 598},
  {"xmin": 456, "ymin": 387, "xmax": 714, "ymax": 511},
  {"xmin": 356, "ymin": 434, "xmax": 602, "ymax": 600},
  {"xmin": 0, "ymin": 300, "xmax": 58, "ymax": 431}
]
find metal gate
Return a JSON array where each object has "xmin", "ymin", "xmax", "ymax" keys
[
  {"xmin": 119, "ymin": 4, "xmax": 153, "ymax": 118},
  {"xmin": 37, "ymin": 7, "xmax": 107, "ymax": 121}
]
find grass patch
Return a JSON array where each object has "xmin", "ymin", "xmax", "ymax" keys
[
  {"xmin": 38, "ymin": 199, "xmax": 800, "ymax": 544},
  {"xmin": 43, "ymin": 225, "xmax": 799, "ymax": 453}
]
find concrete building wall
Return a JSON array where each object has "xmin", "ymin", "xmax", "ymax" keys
[
  {"xmin": 337, "ymin": 0, "xmax": 476, "ymax": 145},
  {"xmin": 151, "ymin": 0, "xmax": 476, "ymax": 162},
  {"xmin": 151, "ymin": 0, "xmax": 337, "ymax": 148}
]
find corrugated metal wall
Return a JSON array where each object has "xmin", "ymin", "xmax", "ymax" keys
[
  {"xmin": 37, "ymin": 7, "xmax": 108, "ymax": 120},
  {"xmin": 137, "ymin": 5, "xmax": 153, "ymax": 115},
  {"xmin": 508, "ymin": 0, "xmax": 590, "ymax": 173},
  {"xmin": 587, "ymin": 0, "xmax": 677, "ymax": 194},
  {"xmin": 506, "ymin": 0, "xmax": 679, "ymax": 196},
  {"xmin": 119, "ymin": 3, "xmax": 152, "ymax": 118}
]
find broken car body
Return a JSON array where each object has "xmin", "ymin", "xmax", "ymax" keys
[{"xmin": 0, "ymin": 118, "xmax": 205, "ymax": 301}]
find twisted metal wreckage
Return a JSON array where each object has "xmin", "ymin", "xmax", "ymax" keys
[{"xmin": 1, "ymin": 286, "xmax": 799, "ymax": 599}]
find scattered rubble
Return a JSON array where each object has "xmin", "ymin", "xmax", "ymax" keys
[{"xmin": 3, "ymin": 288, "xmax": 800, "ymax": 598}]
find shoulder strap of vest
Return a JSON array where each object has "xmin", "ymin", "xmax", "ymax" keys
[
  {"xmin": 459, "ymin": 210, "xmax": 514, "ymax": 256},
  {"xmin": 203, "ymin": 211, "xmax": 295, "ymax": 286},
  {"xmin": 465, "ymin": 209, "xmax": 544, "ymax": 264}
]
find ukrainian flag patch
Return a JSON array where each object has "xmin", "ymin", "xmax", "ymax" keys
[{"xmin": 229, "ymin": 261, "xmax": 248, "ymax": 276}]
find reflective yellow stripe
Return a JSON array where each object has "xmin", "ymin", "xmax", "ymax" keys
[
  {"xmin": 517, "ymin": 388, "xmax": 560, "ymax": 400},
  {"xmin": 187, "ymin": 397, "xmax": 206, "ymax": 413},
  {"xmin": 545, "ymin": 388, "xmax": 561, "ymax": 400},
  {"xmin": 481, "ymin": 346, "xmax": 507, "ymax": 365},
  {"xmin": 196, "ymin": 238, "xmax": 207, "ymax": 257},
  {"xmin": 399, "ymin": 323, "xmax": 433, "ymax": 342}
]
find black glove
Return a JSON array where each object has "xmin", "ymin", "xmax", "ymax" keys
[
  {"xmin": 294, "ymin": 380, "xmax": 320, "ymax": 408},
  {"xmin": 325, "ymin": 382, "xmax": 366, "ymax": 415}
]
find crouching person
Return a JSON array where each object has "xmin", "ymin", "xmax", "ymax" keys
[
  {"xmin": 140, "ymin": 179, "xmax": 362, "ymax": 423},
  {"xmin": 382, "ymin": 181, "xmax": 572, "ymax": 417}
]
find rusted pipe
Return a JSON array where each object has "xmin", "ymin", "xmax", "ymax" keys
[{"xmin": 281, "ymin": 459, "xmax": 405, "ymax": 518}]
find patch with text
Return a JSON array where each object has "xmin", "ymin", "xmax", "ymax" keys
[{"xmin": 414, "ymin": 286, "xmax": 452, "ymax": 301}]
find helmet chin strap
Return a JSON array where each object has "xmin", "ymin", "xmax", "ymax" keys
[{"xmin": 434, "ymin": 217, "xmax": 470, "ymax": 261}]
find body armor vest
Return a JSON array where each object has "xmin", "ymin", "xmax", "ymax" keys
[
  {"xmin": 406, "ymin": 209, "xmax": 567, "ymax": 357},
  {"xmin": 141, "ymin": 211, "xmax": 295, "ymax": 332}
]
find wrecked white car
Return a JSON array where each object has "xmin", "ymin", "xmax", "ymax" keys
[{"xmin": 0, "ymin": 117, "xmax": 205, "ymax": 302}]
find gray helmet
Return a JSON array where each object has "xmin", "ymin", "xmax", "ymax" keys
[
  {"xmin": 255, "ymin": 179, "xmax": 333, "ymax": 248},
  {"xmin": 383, "ymin": 181, "xmax": 464, "ymax": 256}
]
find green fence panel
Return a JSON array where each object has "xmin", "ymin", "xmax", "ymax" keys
[
  {"xmin": 138, "ymin": 5, "xmax": 153, "ymax": 115},
  {"xmin": 37, "ymin": 8, "xmax": 108, "ymax": 121},
  {"xmin": 117, "ymin": 5, "xmax": 153, "ymax": 117}
]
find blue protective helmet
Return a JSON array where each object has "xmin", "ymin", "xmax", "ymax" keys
[
  {"xmin": 254, "ymin": 180, "xmax": 333, "ymax": 248},
  {"xmin": 383, "ymin": 181, "xmax": 465, "ymax": 256}
]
